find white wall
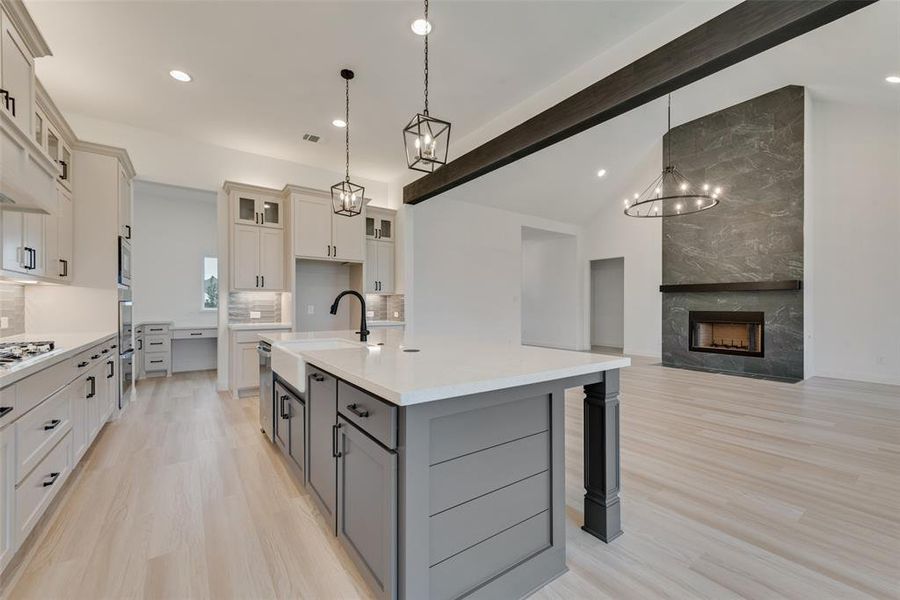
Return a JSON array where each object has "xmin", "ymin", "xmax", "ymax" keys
[
  {"xmin": 580, "ymin": 144, "xmax": 662, "ymax": 358},
  {"xmin": 65, "ymin": 113, "xmax": 390, "ymax": 205},
  {"xmin": 521, "ymin": 228, "xmax": 579, "ymax": 349},
  {"xmin": 806, "ymin": 98, "xmax": 900, "ymax": 385},
  {"xmin": 132, "ymin": 181, "xmax": 218, "ymax": 326},
  {"xmin": 590, "ymin": 258, "xmax": 625, "ymax": 349},
  {"xmin": 409, "ymin": 196, "xmax": 582, "ymax": 347}
]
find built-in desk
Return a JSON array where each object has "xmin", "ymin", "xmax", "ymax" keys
[{"xmin": 136, "ymin": 322, "xmax": 218, "ymax": 378}]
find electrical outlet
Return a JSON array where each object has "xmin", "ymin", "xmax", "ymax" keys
[
  {"xmin": 0, "ymin": 317, "xmax": 8, "ymax": 329},
  {"xmin": 366, "ymin": 310, "xmax": 375, "ymax": 318},
  {"xmin": 307, "ymin": 305, "xmax": 315, "ymax": 315},
  {"xmin": 393, "ymin": 311, "xmax": 400, "ymax": 319},
  {"xmin": 250, "ymin": 311, "xmax": 261, "ymax": 319}
]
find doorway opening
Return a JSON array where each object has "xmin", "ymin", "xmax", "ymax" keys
[{"xmin": 590, "ymin": 257, "xmax": 624, "ymax": 354}]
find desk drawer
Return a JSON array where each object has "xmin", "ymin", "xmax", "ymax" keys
[
  {"xmin": 144, "ymin": 352, "xmax": 169, "ymax": 372},
  {"xmin": 173, "ymin": 328, "xmax": 217, "ymax": 340},
  {"xmin": 16, "ymin": 385, "xmax": 71, "ymax": 483},
  {"xmin": 144, "ymin": 335, "xmax": 170, "ymax": 352},
  {"xmin": 337, "ymin": 381, "xmax": 396, "ymax": 449},
  {"xmin": 144, "ymin": 324, "xmax": 170, "ymax": 335}
]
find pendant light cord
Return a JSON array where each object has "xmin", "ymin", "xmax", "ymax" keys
[
  {"xmin": 666, "ymin": 93, "xmax": 672, "ymax": 168},
  {"xmin": 345, "ymin": 77, "xmax": 350, "ymax": 181},
  {"xmin": 423, "ymin": 0, "xmax": 429, "ymax": 116}
]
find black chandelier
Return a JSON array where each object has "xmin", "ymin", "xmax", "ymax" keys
[
  {"xmin": 403, "ymin": 0, "xmax": 451, "ymax": 173},
  {"xmin": 624, "ymin": 94, "xmax": 721, "ymax": 218},
  {"xmin": 331, "ymin": 69, "xmax": 364, "ymax": 217}
]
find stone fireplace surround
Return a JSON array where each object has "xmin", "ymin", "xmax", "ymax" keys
[{"xmin": 660, "ymin": 85, "xmax": 805, "ymax": 382}]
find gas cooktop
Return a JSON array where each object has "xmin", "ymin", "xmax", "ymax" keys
[{"xmin": 0, "ymin": 341, "xmax": 56, "ymax": 365}]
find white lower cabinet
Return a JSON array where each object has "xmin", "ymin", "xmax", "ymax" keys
[
  {"xmin": 0, "ymin": 336, "xmax": 117, "ymax": 573},
  {"xmin": 15, "ymin": 430, "xmax": 73, "ymax": 546},
  {"xmin": 237, "ymin": 342, "xmax": 260, "ymax": 391},
  {"xmin": 0, "ymin": 425, "xmax": 15, "ymax": 572}
]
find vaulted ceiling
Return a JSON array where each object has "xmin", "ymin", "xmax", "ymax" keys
[{"xmin": 25, "ymin": 0, "xmax": 682, "ymax": 183}]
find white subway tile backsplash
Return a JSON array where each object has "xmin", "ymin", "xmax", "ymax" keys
[
  {"xmin": 0, "ymin": 283, "xmax": 25, "ymax": 338},
  {"xmin": 229, "ymin": 292, "xmax": 282, "ymax": 323}
]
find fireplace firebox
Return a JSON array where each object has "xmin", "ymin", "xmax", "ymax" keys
[{"xmin": 689, "ymin": 311, "xmax": 764, "ymax": 357}]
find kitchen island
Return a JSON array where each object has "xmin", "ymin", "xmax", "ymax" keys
[{"xmin": 260, "ymin": 328, "xmax": 629, "ymax": 600}]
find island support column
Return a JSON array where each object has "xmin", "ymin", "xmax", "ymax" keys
[{"xmin": 582, "ymin": 368, "xmax": 623, "ymax": 542}]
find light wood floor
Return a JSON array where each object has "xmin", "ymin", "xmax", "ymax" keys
[{"xmin": 4, "ymin": 360, "xmax": 899, "ymax": 599}]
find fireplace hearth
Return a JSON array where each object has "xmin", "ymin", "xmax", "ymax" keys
[{"xmin": 689, "ymin": 311, "xmax": 764, "ymax": 358}]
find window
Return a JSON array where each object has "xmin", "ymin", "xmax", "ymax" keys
[{"xmin": 203, "ymin": 257, "xmax": 218, "ymax": 309}]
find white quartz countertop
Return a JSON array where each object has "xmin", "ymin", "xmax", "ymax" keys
[
  {"xmin": 0, "ymin": 331, "xmax": 117, "ymax": 389},
  {"xmin": 262, "ymin": 329, "xmax": 630, "ymax": 406},
  {"xmin": 228, "ymin": 322, "xmax": 292, "ymax": 331}
]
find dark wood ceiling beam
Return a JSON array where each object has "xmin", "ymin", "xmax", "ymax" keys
[{"xmin": 403, "ymin": 0, "xmax": 875, "ymax": 205}]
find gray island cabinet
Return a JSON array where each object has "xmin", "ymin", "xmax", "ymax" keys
[{"xmin": 264, "ymin": 329, "xmax": 629, "ymax": 600}]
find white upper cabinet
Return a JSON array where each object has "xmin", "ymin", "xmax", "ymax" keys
[
  {"xmin": 1, "ymin": 210, "xmax": 44, "ymax": 276},
  {"xmin": 0, "ymin": 13, "xmax": 33, "ymax": 136},
  {"xmin": 365, "ymin": 208, "xmax": 394, "ymax": 241},
  {"xmin": 231, "ymin": 223, "xmax": 284, "ymax": 291},
  {"xmin": 293, "ymin": 192, "xmax": 364, "ymax": 262},
  {"xmin": 233, "ymin": 192, "xmax": 283, "ymax": 229},
  {"xmin": 365, "ymin": 239, "xmax": 394, "ymax": 295},
  {"xmin": 118, "ymin": 163, "xmax": 132, "ymax": 240},
  {"xmin": 331, "ymin": 206, "xmax": 364, "ymax": 262},
  {"xmin": 293, "ymin": 193, "xmax": 332, "ymax": 259}
]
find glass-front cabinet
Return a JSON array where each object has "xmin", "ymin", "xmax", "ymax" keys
[
  {"xmin": 365, "ymin": 208, "xmax": 394, "ymax": 241},
  {"xmin": 234, "ymin": 193, "xmax": 283, "ymax": 229}
]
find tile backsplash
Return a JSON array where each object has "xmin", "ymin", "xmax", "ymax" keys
[
  {"xmin": 0, "ymin": 283, "xmax": 25, "ymax": 338},
  {"xmin": 364, "ymin": 294, "xmax": 405, "ymax": 322},
  {"xmin": 228, "ymin": 292, "xmax": 283, "ymax": 323}
]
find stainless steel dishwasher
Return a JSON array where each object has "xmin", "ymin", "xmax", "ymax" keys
[{"xmin": 258, "ymin": 341, "xmax": 274, "ymax": 442}]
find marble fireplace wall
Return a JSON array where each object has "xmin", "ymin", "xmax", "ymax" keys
[{"xmin": 661, "ymin": 86, "xmax": 804, "ymax": 380}]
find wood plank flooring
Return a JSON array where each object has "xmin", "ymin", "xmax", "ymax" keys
[{"xmin": 4, "ymin": 360, "xmax": 899, "ymax": 599}]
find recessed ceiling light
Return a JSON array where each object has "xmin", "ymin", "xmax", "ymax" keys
[
  {"xmin": 411, "ymin": 18, "xmax": 432, "ymax": 36},
  {"xmin": 332, "ymin": 119, "xmax": 347, "ymax": 128},
  {"xmin": 597, "ymin": 169, "xmax": 607, "ymax": 178},
  {"xmin": 169, "ymin": 69, "xmax": 192, "ymax": 82},
  {"xmin": 886, "ymin": 75, "xmax": 900, "ymax": 84}
]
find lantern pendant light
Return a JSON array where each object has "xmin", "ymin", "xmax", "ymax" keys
[
  {"xmin": 332, "ymin": 69, "xmax": 365, "ymax": 217},
  {"xmin": 624, "ymin": 94, "xmax": 721, "ymax": 218},
  {"xmin": 403, "ymin": 0, "xmax": 451, "ymax": 173}
]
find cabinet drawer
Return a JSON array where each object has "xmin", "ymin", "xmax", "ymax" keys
[
  {"xmin": 144, "ymin": 324, "xmax": 170, "ymax": 335},
  {"xmin": 337, "ymin": 381, "xmax": 396, "ymax": 449},
  {"xmin": 173, "ymin": 328, "xmax": 217, "ymax": 340},
  {"xmin": 16, "ymin": 385, "xmax": 71, "ymax": 483},
  {"xmin": 16, "ymin": 431, "xmax": 73, "ymax": 546},
  {"xmin": 17, "ymin": 359, "xmax": 73, "ymax": 415},
  {"xmin": 144, "ymin": 352, "xmax": 169, "ymax": 372},
  {"xmin": 144, "ymin": 334, "xmax": 170, "ymax": 352}
]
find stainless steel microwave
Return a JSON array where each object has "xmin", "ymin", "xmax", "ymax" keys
[{"xmin": 118, "ymin": 236, "xmax": 132, "ymax": 287}]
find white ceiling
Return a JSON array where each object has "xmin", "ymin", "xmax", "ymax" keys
[
  {"xmin": 440, "ymin": 0, "xmax": 900, "ymax": 224},
  {"xmin": 25, "ymin": 0, "xmax": 682, "ymax": 183}
]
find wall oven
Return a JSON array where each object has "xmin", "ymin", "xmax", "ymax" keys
[
  {"xmin": 118, "ymin": 288, "xmax": 134, "ymax": 410},
  {"xmin": 118, "ymin": 236, "xmax": 132, "ymax": 287}
]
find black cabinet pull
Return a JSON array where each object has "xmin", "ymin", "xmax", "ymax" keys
[
  {"xmin": 43, "ymin": 419, "xmax": 61, "ymax": 431},
  {"xmin": 59, "ymin": 258, "xmax": 68, "ymax": 277},
  {"xmin": 346, "ymin": 403, "xmax": 369, "ymax": 418},
  {"xmin": 311, "ymin": 373, "xmax": 326, "ymax": 383},
  {"xmin": 125, "ymin": 225, "xmax": 131, "ymax": 239},
  {"xmin": 86, "ymin": 376, "xmax": 96, "ymax": 398},
  {"xmin": 59, "ymin": 160, "xmax": 68, "ymax": 180},
  {"xmin": 77, "ymin": 361, "xmax": 89, "ymax": 368},
  {"xmin": 91, "ymin": 354, "xmax": 100, "ymax": 360},
  {"xmin": 332, "ymin": 423, "xmax": 342, "ymax": 458},
  {"xmin": 150, "ymin": 360, "xmax": 163, "ymax": 364},
  {"xmin": 42, "ymin": 472, "xmax": 61, "ymax": 487},
  {"xmin": 101, "ymin": 349, "xmax": 109, "ymax": 354},
  {"xmin": 256, "ymin": 275, "xmax": 259, "ymax": 288},
  {"xmin": 333, "ymin": 245, "xmax": 337, "ymax": 257},
  {"xmin": 261, "ymin": 275, "xmax": 264, "ymax": 288},
  {"xmin": 280, "ymin": 395, "xmax": 290, "ymax": 419},
  {"xmin": 137, "ymin": 339, "xmax": 143, "ymax": 350},
  {"xmin": 190, "ymin": 332, "xmax": 202, "ymax": 336},
  {"xmin": 327, "ymin": 245, "xmax": 331, "ymax": 257},
  {"xmin": 107, "ymin": 360, "xmax": 115, "ymax": 378}
]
